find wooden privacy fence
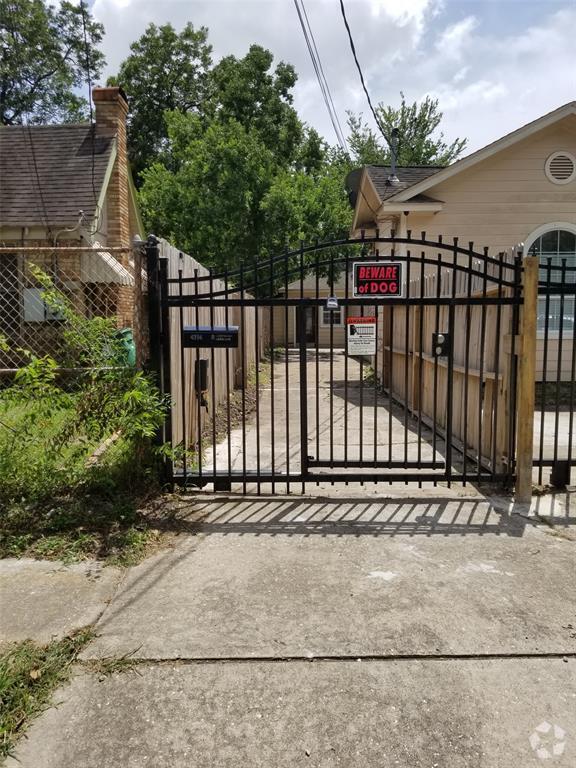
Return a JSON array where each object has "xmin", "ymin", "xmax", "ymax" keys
[
  {"xmin": 158, "ymin": 239, "xmax": 269, "ymax": 450},
  {"xmin": 379, "ymin": 250, "xmax": 519, "ymax": 477}
]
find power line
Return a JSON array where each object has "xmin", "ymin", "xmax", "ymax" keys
[
  {"xmin": 79, "ymin": 0, "xmax": 98, "ymax": 217},
  {"xmin": 338, "ymin": 0, "xmax": 390, "ymax": 150},
  {"xmin": 292, "ymin": 0, "xmax": 348, "ymax": 154},
  {"xmin": 25, "ymin": 124, "xmax": 50, "ymax": 232},
  {"xmin": 298, "ymin": 0, "xmax": 348, "ymax": 153}
]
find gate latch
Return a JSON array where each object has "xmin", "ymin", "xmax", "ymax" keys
[
  {"xmin": 194, "ymin": 359, "xmax": 210, "ymax": 412},
  {"xmin": 432, "ymin": 332, "xmax": 450, "ymax": 357}
]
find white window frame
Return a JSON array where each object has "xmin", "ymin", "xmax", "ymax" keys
[
  {"xmin": 524, "ymin": 222, "xmax": 576, "ymax": 338},
  {"xmin": 320, "ymin": 306, "xmax": 343, "ymax": 327}
]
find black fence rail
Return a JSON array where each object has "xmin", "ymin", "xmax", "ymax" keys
[{"xmin": 534, "ymin": 260, "xmax": 576, "ymax": 486}]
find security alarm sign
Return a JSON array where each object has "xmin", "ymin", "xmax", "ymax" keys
[
  {"xmin": 347, "ymin": 316, "xmax": 377, "ymax": 356},
  {"xmin": 353, "ymin": 262, "xmax": 403, "ymax": 298}
]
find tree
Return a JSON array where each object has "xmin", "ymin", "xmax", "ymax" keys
[
  {"xmin": 347, "ymin": 93, "xmax": 467, "ymax": 167},
  {"xmin": 208, "ymin": 45, "xmax": 303, "ymax": 169},
  {"xmin": 0, "ymin": 0, "xmax": 104, "ymax": 125},
  {"xmin": 108, "ymin": 22, "xmax": 212, "ymax": 180},
  {"xmin": 260, "ymin": 156, "xmax": 353, "ymax": 254},
  {"xmin": 139, "ymin": 111, "xmax": 275, "ymax": 271},
  {"xmin": 136, "ymin": 39, "xmax": 348, "ymax": 272}
]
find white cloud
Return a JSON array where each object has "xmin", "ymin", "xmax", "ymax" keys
[
  {"xmin": 92, "ymin": 0, "xmax": 576, "ymax": 153},
  {"xmin": 370, "ymin": 0, "xmax": 439, "ymax": 27},
  {"xmin": 436, "ymin": 15, "xmax": 477, "ymax": 58},
  {"xmin": 411, "ymin": 7, "xmax": 576, "ymax": 151}
]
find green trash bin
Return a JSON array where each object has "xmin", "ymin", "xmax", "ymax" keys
[{"xmin": 115, "ymin": 328, "xmax": 137, "ymax": 367}]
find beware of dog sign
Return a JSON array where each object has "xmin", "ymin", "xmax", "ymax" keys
[{"xmin": 352, "ymin": 262, "xmax": 403, "ymax": 298}]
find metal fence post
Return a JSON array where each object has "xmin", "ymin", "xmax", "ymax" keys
[
  {"xmin": 515, "ymin": 254, "xmax": 538, "ymax": 502},
  {"xmin": 145, "ymin": 235, "xmax": 172, "ymax": 481},
  {"xmin": 146, "ymin": 235, "xmax": 161, "ymax": 379}
]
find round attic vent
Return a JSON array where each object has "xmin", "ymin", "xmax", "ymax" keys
[{"xmin": 545, "ymin": 152, "xmax": 576, "ymax": 185}]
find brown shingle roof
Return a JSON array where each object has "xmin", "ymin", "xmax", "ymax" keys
[
  {"xmin": 366, "ymin": 165, "xmax": 444, "ymax": 201},
  {"xmin": 0, "ymin": 124, "xmax": 114, "ymax": 228}
]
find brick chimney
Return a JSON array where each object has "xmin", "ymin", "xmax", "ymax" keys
[{"xmin": 92, "ymin": 87, "xmax": 130, "ymax": 248}]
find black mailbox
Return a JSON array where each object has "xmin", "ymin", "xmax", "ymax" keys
[{"xmin": 182, "ymin": 326, "xmax": 239, "ymax": 348}]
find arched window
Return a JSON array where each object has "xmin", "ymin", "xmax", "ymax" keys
[{"xmin": 526, "ymin": 225, "xmax": 576, "ymax": 333}]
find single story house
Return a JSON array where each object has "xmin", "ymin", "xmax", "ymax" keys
[
  {"xmin": 274, "ymin": 102, "xmax": 576, "ymax": 380},
  {"xmin": 0, "ymin": 87, "xmax": 145, "ymax": 368}
]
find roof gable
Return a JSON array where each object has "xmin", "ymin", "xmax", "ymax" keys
[
  {"xmin": 0, "ymin": 124, "xmax": 115, "ymax": 229},
  {"xmin": 386, "ymin": 101, "xmax": 576, "ymax": 203}
]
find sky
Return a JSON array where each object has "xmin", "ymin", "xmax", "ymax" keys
[{"xmin": 91, "ymin": 0, "xmax": 576, "ymax": 154}]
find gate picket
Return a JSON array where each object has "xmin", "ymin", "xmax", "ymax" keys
[{"xmin": 149, "ymin": 234, "xmax": 523, "ymax": 493}]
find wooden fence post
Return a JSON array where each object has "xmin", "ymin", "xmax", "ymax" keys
[{"xmin": 515, "ymin": 254, "xmax": 538, "ymax": 502}]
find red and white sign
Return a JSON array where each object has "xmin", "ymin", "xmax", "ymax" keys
[
  {"xmin": 352, "ymin": 261, "xmax": 403, "ymax": 298},
  {"xmin": 346, "ymin": 316, "xmax": 377, "ymax": 355}
]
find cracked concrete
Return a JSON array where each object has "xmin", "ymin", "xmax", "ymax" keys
[{"xmin": 0, "ymin": 559, "xmax": 123, "ymax": 644}]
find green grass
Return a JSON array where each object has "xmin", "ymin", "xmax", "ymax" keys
[
  {"xmin": 0, "ymin": 629, "xmax": 94, "ymax": 759},
  {"xmin": 0, "ymin": 631, "xmax": 144, "ymax": 759},
  {"xmin": 0, "ymin": 402, "xmax": 165, "ymax": 565}
]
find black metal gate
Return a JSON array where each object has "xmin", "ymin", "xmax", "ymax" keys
[
  {"xmin": 148, "ymin": 234, "xmax": 522, "ymax": 493},
  {"xmin": 533, "ymin": 258, "xmax": 576, "ymax": 486}
]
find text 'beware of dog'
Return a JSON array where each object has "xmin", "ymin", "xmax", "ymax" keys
[{"xmin": 352, "ymin": 262, "xmax": 404, "ymax": 298}]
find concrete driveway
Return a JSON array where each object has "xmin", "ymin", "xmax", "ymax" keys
[
  {"xmin": 5, "ymin": 351, "xmax": 575, "ymax": 767},
  {"xmin": 6, "ymin": 491, "xmax": 576, "ymax": 768},
  {"xmin": 207, "ymin": 349, "xmax": 452, "ymax": 493}
]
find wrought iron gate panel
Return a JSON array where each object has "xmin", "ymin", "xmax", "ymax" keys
[
  {"xmin": 148, "ymin": 234, "xmax": 522, "ymax": 493},
  {"xmin": 533, "ymin": 259, "xmax": 576, "ymax": 486}
]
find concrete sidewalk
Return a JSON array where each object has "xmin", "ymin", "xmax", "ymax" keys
[
  {"xmin": 4, "ymin": 490, "xmax": 575, "ymax": 767},
  {"xmin": 7, "ymin": 658, "xmax": 575, "ymax": 768},
  {"xmin": 0, "ymin": 559, "xmax": 122, "ymax": 644}
]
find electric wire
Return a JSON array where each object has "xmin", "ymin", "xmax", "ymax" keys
[
  {"xmin": 79, "ymin": 0, "xmax": 102, "ymax": 235},
  {"xmin": 338, "ymin": 0, "xmax": 390, "ymax": 149},
  {"xmin": 298, "ymin": 0, "xmax": 348, "ymax": 153},
  {"xmin": 292, "ymin": 0, "xmax": 348, "ymax": 154},
  {"xmin": 25, "ymin": 124, "xmax": 50, "ymax": 231}
]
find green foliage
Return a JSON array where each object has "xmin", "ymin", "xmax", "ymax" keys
[
  {"xmin": 107, "ymin": 22, "xmax": 212, "ymax": 180},
  {"xmin": 347, "ymin": 93, "xmax": 467, "ymax": 167},
  {"xmin": 261, "ymin": 157, "xmax": 353, "ymax": 252},
  {"xmin": 115, "ymin": 27, "xmax": 467, "ymax": 276},
  {"xmin": 139, "ymin": 106, "xmax": 354, "ymax": 277},
  {"xmin": 140, "ymin": 113, "xmax": 276, "ymax": 269},
  {"xmin": 0, "ymin": 629, "xmax": 94, "ymax": 758},
  {"xmin": 0, "ymin": 0, "xmax": 105, "ymax": 125},
  {"xmin": 27, "ymin": 265, "xmax": 124, "ymax": 368},
  {"xmin": 0, "ymin": 270, "xmax": 169, "ymax": 545},
  {"xmin": 208, "ymin": 44, "xmax": 303, "ymax": 168}
]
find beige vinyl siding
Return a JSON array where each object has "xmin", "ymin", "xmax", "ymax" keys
[
  {"xmin": 390, "ymin": 116, "xmax": 576, "ymax": 254},
  {"xmin": 375, "ymin": 116, "xmax": 576, "ymax": 382}
]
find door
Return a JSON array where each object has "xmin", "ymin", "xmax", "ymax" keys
[{"xmin": 296, "ymin": 306, "xmax": 317, "ymax": 345}]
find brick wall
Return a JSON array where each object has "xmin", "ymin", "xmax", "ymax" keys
[{"xmin": 92, "ymin": 88, "xmax": 131, "ymax": 249}]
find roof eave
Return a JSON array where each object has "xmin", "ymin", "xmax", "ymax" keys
[
  {"xmin": 385, "ymin": 101, "xmax": 576, "ymax": 203},
  {"xmin": 351, "ymin": 168, "xmax": 387, "ymax": 232},
  {"xmin": 378, "ymin": 200, "xmax": 444, "ymax": 214}
]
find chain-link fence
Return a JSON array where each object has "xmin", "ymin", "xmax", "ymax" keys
[{"xmin": 0, "ymin": 244, "xmax": 148, "ymax": 388}]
